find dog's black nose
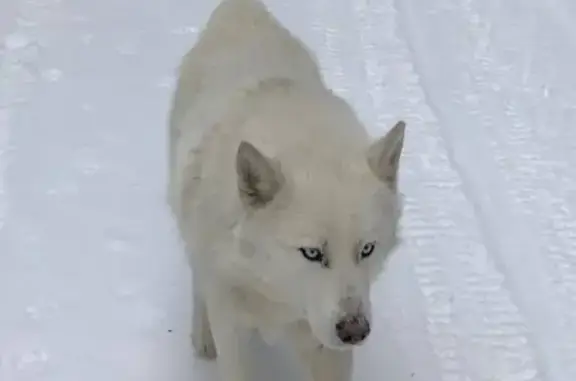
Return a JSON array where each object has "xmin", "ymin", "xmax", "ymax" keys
[{"xmin": 335, "ymin": 314, "xmax": 371, "ymax": 345}]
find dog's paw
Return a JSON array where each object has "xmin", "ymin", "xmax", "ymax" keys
[{"xmin": 191, "ymin": 333, "xmax": 217, "ymax": 360}]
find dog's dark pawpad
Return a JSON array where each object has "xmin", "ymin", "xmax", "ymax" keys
[{"xmin": 191, "ymin": 333, "xmax": 217, "ymax": 360}]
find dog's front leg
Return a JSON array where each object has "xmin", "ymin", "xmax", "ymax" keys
[
  {"xmin": 291, "ymin": 325, "xmax": 353, "ymax": 381},
  {"xmin": 192, "ymin": 290, "xmax": 217, "ymax": 359},
  {"xmin": 205, "ymin": 288, "xmax": 252, "ymax": 381}
]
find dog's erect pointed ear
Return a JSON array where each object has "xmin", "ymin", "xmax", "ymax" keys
[
  {"xmin": 367, "ymin": 121, "xmax": 406, "ymax": 191},
  {"xmin": 236, "ymin": 141, "xmax": 283, "ymax": 207}
]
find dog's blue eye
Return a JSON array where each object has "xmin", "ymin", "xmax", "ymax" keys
[
  {"xmin": 299, "ymin": 247, "xmax": 324, "ymax": 262},
  {"xmin": 360, "ymin": 242, "xmax": 376, "ymax": 259}
]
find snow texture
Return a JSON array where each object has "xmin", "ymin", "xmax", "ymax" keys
[{"xmin": 1, "ymin": 0, "xmax": 576, "ymax": 380}]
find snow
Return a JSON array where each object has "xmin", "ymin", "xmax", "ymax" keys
[{"xmin": 1, "ymin": 0, "xmax": 575, "ymax": 380}]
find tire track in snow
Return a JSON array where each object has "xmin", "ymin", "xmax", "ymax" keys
[
  {"xmin": 460, "ymin": 0, "xmax": 576, "ymax": 376},
  {"xmin": 0, "ymin": 0, "xmax": 200, "ymax": 379},
  {"xmin": 0, "ymin": 0, "xmax": 34, "ymax": 234},
  {"xmin": 394, "ymin": 0, "xmax": 576, "ymax": 379},
  {"xmin": 0, "ymin": 109, "xmax": 9, "ymax": 234},
  {"xmin": 382, "ymin": 2, "xmax": 542, "ymax": 380},
  {"xmin": 0, "ymin": 2, "xmax": 53, "ymax": 377},
  {"xmin": 0, "ymin": 1, "xmax": 18, "ymax": 233}
]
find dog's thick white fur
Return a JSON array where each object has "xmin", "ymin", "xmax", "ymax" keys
[{"xmin": 167, "ymin": 0, "xmax": 406, "ymax": 380}]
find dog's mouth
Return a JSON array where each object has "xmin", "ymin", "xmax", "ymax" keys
[
  {"xmin": 314, "ymin": 326, "xmax": 372, "ymax": 351},
  {"xmin": 319, "ymin": 338, "xmax": 370, "ymax": 351}
]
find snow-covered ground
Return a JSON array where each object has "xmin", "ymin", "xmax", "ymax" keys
[{"xmin": 1, "ymin": 0, "xmax": 576, "ymax": 380}]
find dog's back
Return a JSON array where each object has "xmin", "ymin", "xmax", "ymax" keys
[
  {"xmin": 167, "ymin": 0, "xmax": 327, "ymax": 220},
  {"xmin": 169, "ymin": 0, "xmax": 323, "ymax": 131}
]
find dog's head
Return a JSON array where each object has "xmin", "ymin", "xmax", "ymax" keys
[{"xmin": 234, "ymin": 121, "xmax": 406, "ymax": 350}]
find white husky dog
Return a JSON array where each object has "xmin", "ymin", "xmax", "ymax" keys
[{"xmin": 167, "ymin": 0, "xmax": 406, "ymax": 380}]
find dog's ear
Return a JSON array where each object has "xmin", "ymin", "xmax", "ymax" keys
[
  {"xmin": 236, "ymin": 141, "xmax": 283, "ymax": 207},
  {"xmin": 367, "ymin": 120, "xmax": 406, "ymax": 191}
]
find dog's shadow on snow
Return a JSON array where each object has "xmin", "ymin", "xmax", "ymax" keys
[{"xmin": 189, "ymin": 319, "xmax": 414, "ymax": 381}]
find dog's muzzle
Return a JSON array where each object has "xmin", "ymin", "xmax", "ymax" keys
[{"xmin": 334, "ymin": 313, "xmax": 371, "ymax": 345}]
